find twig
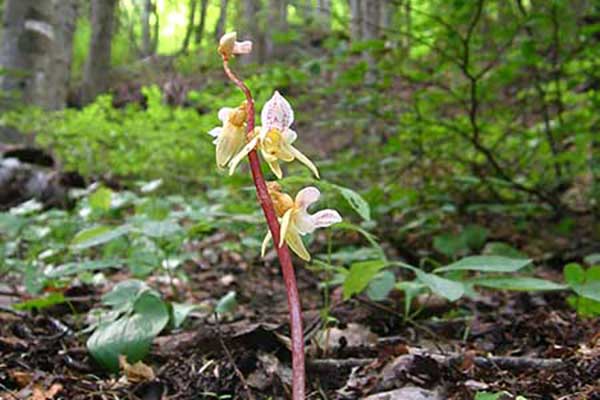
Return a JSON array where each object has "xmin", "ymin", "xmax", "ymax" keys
[{"xmin": 216, "ymin": 314, "xmax": 255, "ymax": 400}]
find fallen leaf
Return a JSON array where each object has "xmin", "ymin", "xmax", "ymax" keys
[
  {"xmin": 9, "ymin": 370, "xmax": 33, "ymax": 388},
  {"xmin": 30, "ymin": 383, "xmax": 62, "ymax": 400},
  {"xmin": 119, "ymin": 355, "xmax": 155, "ymax": 383}
]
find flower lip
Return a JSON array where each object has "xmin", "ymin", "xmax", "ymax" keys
[{"xmin": 261, "ymin": 91, "xmax": 294, "ymax": 134}]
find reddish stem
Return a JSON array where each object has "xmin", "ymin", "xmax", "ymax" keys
[{"xmin": 223, "ymin": 59, "xmax": 306, "ymax": 400}]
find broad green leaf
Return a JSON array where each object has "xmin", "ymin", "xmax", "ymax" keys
[
  {"xmin": 366, "ymin": 270, "xmax": 396, "ymax": 301},
  {"xmin": 87, "ymin": 291, "xmax": 169, "ymax": 372},
  {"xmin": 46, "ymin": 259, "xmax": 123, "ymax": 278},
  {"xmin": 462, "ymin": 225, "xmax": 488, "ymax": 250},
  {"xmin": 14, "ymin": 293, "xmax": 66, "ymax": 311},
  {"xmin": 414, "ymin": 270, "xmax": 464, "ymax": 301},
  {"xmin": 564, "ymin": 264, "xmax": 600, "ymax": 302},
  {"xmin": 333, "ymin": 185, "xmax": 371, "ymax": 221},
  {"xmin": 137, "ymin": 220, "xmax": 181, "ymax": 238},
  {"xmin": 475, "ymin": 392, "xmax": 508, "ymax": 400},
  {"xmin": 89, "ymin": 187, "xmax": 113, "ymax": 211},
  {"xmin": 102, "ymin": 280, "xmax": 150, "ymax": 310},
  {"xmin": 472, "ymin": 277, "xmax": 567, "ymax": 291},
  {"xmin": 435, "ymin": 256, "xmax": 532, "ymax": 273},
  {"xmin": 171, "ymin": 303, "xmax": 197, "ymax": 328},
  {"xmin": 71, "ymin": 225, "xmax": 130, "ymax": 250},
  {"xmin": 0, "ymin": 213, "xmax": 25, "ymax": 237},
  {"xmin": 583, "ymin": 253, "xmax": 600, "ymax": 266},
  {"xmin": 215, "ymin": 291, "xmax": 237, "ymax": 314},
  {"xmin": 433, "ymin": 233, "xmax": 468, "ymax": 258},
  {"xmin": 343, "ymin": 260, "xmax": 386, "ymax": 300},
  {"xmin": 563, "ymin": 263, "xmax": 585, "ymax": 286},
  {"xmin": 483, "ymin": 242, "xmax": 527, "ymax": 259}
]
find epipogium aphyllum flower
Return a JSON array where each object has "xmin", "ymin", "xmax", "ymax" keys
[
  {"xmin": 262, "ymin": 183, "xmax": 342, "ymax": 261},
  {"xmin": 218, "ymin": 32, "xmax": 252, "ymax": 59},
  {"xmin": 208, "ymin": 101, "xmax": 248, "ymax": 169},
  {"xmin": 228, "ymin": 91, "xmax": 320, "ymax": 179}
]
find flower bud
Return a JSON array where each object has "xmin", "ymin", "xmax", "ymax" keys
[{"xmin": 218, "ymin": 32, "xmax": 253, "ymax": 59}]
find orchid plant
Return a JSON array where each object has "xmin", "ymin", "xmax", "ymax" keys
[{"xmin": 211, "ymin": 31, "xmax": 342, "ymax": 399}]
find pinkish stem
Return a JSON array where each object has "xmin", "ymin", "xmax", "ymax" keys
[{"xmin": 222, "ymin": 59, "xmax": 306, "ymax": 400}]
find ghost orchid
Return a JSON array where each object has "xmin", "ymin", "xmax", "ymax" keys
[
  {"xmin": 262, "ymin": 183, "xmax": 342, "ymax": 261},
  {"xmin": 218, "ymin": 32, "xmax": 253, "ymax": 59},
  {"xmin": 208, "ymin": 101, "xmax": 248, "ymax": 169},
  {"xmin": 228, "ymin": 91, "xmax": 320, "ymax": 179}
]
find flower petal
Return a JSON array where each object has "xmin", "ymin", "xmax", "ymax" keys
[
  {"xmin": 294, "ymin": 210, "xmax": 315, "ymax": 235},
  {"xmin": 261, "ymin": 91, "xmax": 294, "ymax": 131},
  {"xmin": 279, "ymin": 209, "xmax": 294, "ymax": 247},
  {"xmin": 233, "ymin": 40, "xmax": 253, "ymax": 54},
  {"xmin": 290, "ymin": 146, "xmax": 320, "ymax": 179},
  {"xmin": 295, "ymin": 186, "xmax": 320, "ymax": 211},
  {"xmin": 283, "ymin": 128, "xmax": 297, "ymax": 144},
  {"xmin": 261, "ymin": 231, "xmax": 272, "ymax": 258},
  {"xmin": 311, "ymin": 209, "xmax": 342, "ymax": 229},
  {"xmin": 228, "ymin": 136, "xmax": 259, "ymax": 175},
  {"xmin": 216, "ymin": 126, "xmax": 244, "ymax": 168},
  {"xmin": 208, "ymin": 127, "xmax": 222, "ymax": 139},
  {"xmin": 218, "ymin": 107, "xmax": 234, "ymax": 123},
  {"xmin": 285, "ymin": 227, "xmax": 311, "ymax": 261},
  {"xmin": 266, "ymin": 159, "xmax": 283, "ymax": 179}
]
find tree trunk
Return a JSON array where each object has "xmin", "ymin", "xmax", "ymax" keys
[
  {"xmin": 240, "ymin": 0, "xmax": 262, "ymax": 63},
  {"xmin": 349, "ymin": 0, "xmax": 363, "ymax": 41},
  {"xmin": 317, "ymin": 0, "xmax": 331, "ymax": 30},
  {"xmin": 49, "ymin": 0, "xmax": 79, "ymax": 110},
  {"xmin": 0, "ymin": 0, "xmax": 78, "ymax": 111},
  {"xmin": 81, "ymin": 0, "xmax": 117, "ymax": 105},
  {"xmin": 180, "ymin": 0, "xmax": 197, "ymax": 54},
  {"xmin": 141, "ymin": 0, "xmax": 156, "ymax": 57},
  {"xmin": 265, "ymin": 0, "xmax": 288, "ymax": 58},
  {"xmin": 214, "ymin": 0, "xmax": 228, "ymax": 42},
  {"xmin": 361, "ymin": 0, "xmax": 381, "ymax": 84},
  {"xmin": 194, "ymin": 0, "xmax": 209, "ymax": 45}
]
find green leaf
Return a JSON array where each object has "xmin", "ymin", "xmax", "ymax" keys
[
  {"xmin": 471, "ymin": 277, "xmax": 567, "ymax": 291},
  {"xmin": 366, "ymin": 270, "xmax": 396, "ymax": 301},
  {"xmin": 583, "ymin": 253, "xmax": 600, "ymax": 266},
  {"xmin": 433, "ymin": 233, "xmax": 468, "ymax": 258},
  {"xmin": 462, "ymin": 225, "xmax": 488, "ymax": 250},
  {"xmin": 46, "ymin": 259, "xmax": 123, "ymax": 278},
  {"xmin": 414, "ymin": 270, "xmax": 464, "ymax": 301},
  {"xmin": 343, "ymin": 260, "xmax": 386, "ymax": 300},
  {"xmin": 333, "ymin": 185, "xmax": 371, "ymax": 221},
  {"xmin": 71, "ymin": 225, "xmax": 130, "ymax": 250},
  {"xmin": 483, "ymin": 242, "xmax": 527, "ymax": 259},
  {"xmin": 171, "ymin": 303, "xmax": 197, "ymax": 329},
  {"xmin": 101, "ymin": 280, "xmax": 150, "ymax": 309},
  {"xmin": 564, "ymin": 264, "xmax": 600, "ymax": 302},
  {"xmin": 89, "ymin": 187, "xmax": 113, "ymax": 211},
  {"xmin": 137, "ymin": 220, "xmax": 181, "ymax": 238},
  {"xmin": 564, "ymin": 263, "xmax": 585, "ymax": 286},
  {"xmin": 87, "ymin": 291, "xmax": 169, "ymax": 372},
  {"xmin": 475, "ymin": 392, "xmax": 508, "ymax": 400},
  {"xmin": 435, "ymin": 256, "xmax": 532, "ymax": 273},
  {"xmin": 13, "ymin": 293, "xmax": 66, "ymax": 311},
  {"xmin": 215, "ymin": 291, "xmax": 237, "ymax": 314}
]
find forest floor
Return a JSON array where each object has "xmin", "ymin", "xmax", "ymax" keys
[{"xmin": 1, "ymin": 235, "xmax": 599, "ymax": 400}]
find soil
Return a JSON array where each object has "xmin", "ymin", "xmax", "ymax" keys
[{"xmin": 1, "ymin": 251, "xmax": 599, "ymax": 400}]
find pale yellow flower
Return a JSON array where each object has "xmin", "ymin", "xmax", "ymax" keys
[
  {"xmin": 228, "ymin": 91, "xmax": 319, "ymax": 179},
  {"xmin": 209, "ymin": 102, "xmax": 248, "ymax": 169},
  {"xmin": 218, "ymin": 32, "xmax": 253, "ymax": 59},
  {"xmin": 262, "ymin": 183, "xmax": 342, "ymax": 261}
]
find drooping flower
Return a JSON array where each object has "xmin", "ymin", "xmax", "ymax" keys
[
  {"xmin": 209, "ymin": 102, "xmax": 248, "ymax": 169},
  {"xmin": 218, "ymin": 32, "xmax": 253, "ymax": 59},
  {"xmin": 228, "ymin": 91, "xmax": 320, "ymax": 179},
  {"xmin": 262, "ymin": 183, "xmax": 342, "ymax": 261}
]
